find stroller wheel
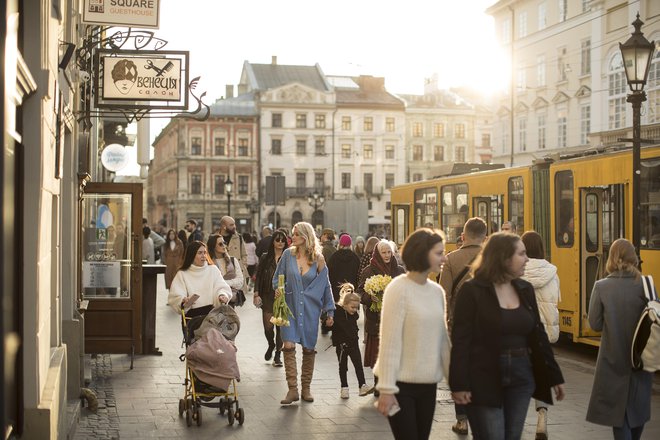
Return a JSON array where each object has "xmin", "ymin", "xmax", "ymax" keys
[
  {"xmin": 195, "ymin": 406, "xmax": 202, "ymax": 426},
  {"xmin": 237, "ymin": 408, "xmax": 245, "ymax": 425},
  {"xmin": 185, "ymin": 407, "xmax": 192, "ymax": 427},
  {"xmin": 227, "ymin": 406, "xmax": 235, "ymax": 426},
  {"xmin": 178, "ymin": 399, "xmax": 185, "ymax": 417},
  {"xmin": 218, "ymin": 397, "xmax": 226, "ymax": 415}
]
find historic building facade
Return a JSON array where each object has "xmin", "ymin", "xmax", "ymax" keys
[
  {"xmin": 487, "ymin": 0, "xmax": 660, "ymax": 165},
  {"xmin": 149, "ymin": 93, "xmax": 260, "ymax": 234}
]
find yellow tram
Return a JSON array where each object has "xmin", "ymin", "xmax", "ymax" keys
[{"xmin": 390, "ymin": 146, "xmax": 660, "ymax": 346}]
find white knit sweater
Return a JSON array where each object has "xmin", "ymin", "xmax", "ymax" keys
[
  {"xmin": 374, "ymin": 275, "xmax": 451, "ymax": 394},
  {"xmin": 167, "ymin": 263, "xmax": 232, "ymax": 314}
]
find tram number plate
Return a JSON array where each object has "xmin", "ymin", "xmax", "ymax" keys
[{"xmin": 561, "ymin": 316, "xmax": 572, "ymax": 327}]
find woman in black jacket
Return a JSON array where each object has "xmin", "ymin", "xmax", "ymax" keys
[
  {"xmin": 253, "ymin": 230, "xmax": 288, "ymax": 366},
  {"xmin": 449, "ymin": 232, "xmax": 565, "ymax": 440}
]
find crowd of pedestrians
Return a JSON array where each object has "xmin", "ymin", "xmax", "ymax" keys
[{"xmin": 143, "ymin": 214, "xmax": 655, "ymax": 440}]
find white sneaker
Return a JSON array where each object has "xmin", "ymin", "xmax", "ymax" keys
[
  {"xmin": 340, "ymin": 387, "xmax": 349, "ymax": 399},
  {"xmin": 359, "ymin": 384, "xmax": 374, "ymax": 396}
]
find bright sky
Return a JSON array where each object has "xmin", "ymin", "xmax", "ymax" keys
[{"xmin": 121, "ymin": 0, "xmax": 508, "ymax": 175}]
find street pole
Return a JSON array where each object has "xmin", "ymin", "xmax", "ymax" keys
[
  {"xmin": 227, "ymin": 193, "xmax": 232, "ymax": 217},
  {"xmin": 628, "ymin": 91, "xmax": 644, "ymax": 270}
]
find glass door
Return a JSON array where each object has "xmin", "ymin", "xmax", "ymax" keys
[{"xmin": 81, "ymin": 183, "xmax": 143, "ymax": 356}]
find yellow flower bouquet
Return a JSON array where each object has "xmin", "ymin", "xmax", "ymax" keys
[
  {"xmin": 364, "ymin": 274, "xmax": 393, "ymax": 312},
  {"xmin": 270, "ymin": 274, "xmax": 294, "ymax": 327}
]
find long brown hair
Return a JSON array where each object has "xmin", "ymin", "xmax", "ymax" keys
[{"xmin": 471, "ymin": 232, "xmax": 521, "ymax": 284}]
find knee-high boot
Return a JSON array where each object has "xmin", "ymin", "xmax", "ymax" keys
[
  {"xmin": 280, "ymin": 347, "xmax": 299, "ymax": 405},
  {"xmin": 301, "ymin": 349, "xmax": 316, "ymax": 402}
]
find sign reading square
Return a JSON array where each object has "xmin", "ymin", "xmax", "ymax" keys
[
  {"xmin": 95, "ymin": 50, "xmax": 189, "ymax": 110},
  {"xmin": 83, "ymin": 0, "xmax": 160, "ymax": 29}
]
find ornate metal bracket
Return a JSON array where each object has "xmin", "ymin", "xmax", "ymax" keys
[{"xmin": 76, "ymin": 27, "xmax": 210, "ymax": 126}]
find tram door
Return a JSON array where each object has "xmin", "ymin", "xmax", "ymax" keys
[
  {"xmin": 579, "ymin": 186, "xmax": 625, "ymax": 337},
  {"xmin": 473, "ymin": 196, "xmax": 503, "ymax": 235}
]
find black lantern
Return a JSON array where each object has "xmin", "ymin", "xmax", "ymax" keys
[
  {"xmin": 619, "ymin": 15, "xmax": 655, "ymax": 93},
  {"xmin": 224, "ymin": 177, "xmax": 233, "ymax": 216},
  {"xmin": 619, "ymin": 14, "xmax": 655, "ymax": 270}
]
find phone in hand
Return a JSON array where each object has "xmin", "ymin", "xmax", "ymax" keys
[
  {"xmin": 184, "ymin": 294, "xmax": 200, "ymax": 308},
  {"xmin": 373, "ymin": 401, "xmax": 401, "ymax": 417}
]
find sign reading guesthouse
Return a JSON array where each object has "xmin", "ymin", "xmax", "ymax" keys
[
  {"xmin": 82, "ymin": 0, "xmax": 161, "ymax": 29},
  {"xmin": 94, "ymin": 49, "xmax": 189, "ymax": 110}
]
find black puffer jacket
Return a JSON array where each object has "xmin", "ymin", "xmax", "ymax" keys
[
  {"xmin": 331, "ymin": 305, "xmax": 359, "ymax": 346},
  {"xmin": 327, "ymin": 249, "xmax": 361, "ymax": 302}
]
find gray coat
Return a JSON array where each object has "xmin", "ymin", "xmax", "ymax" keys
[{"xmin": 586, "ymin": 271, "xmax": 653, "ymax": 428}]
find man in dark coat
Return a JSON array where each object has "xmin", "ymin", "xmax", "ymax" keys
[{"xmin": 255, "ymin": 226, "xmax": 273, "ymax": 258}]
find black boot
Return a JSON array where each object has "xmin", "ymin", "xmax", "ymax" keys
[
  {"xmin": 265, "ymin": 343, "xmax": 275, "ymax": 361},
  {"xmin": 273, "ymin": 350, "xmax": 283, "ymax": 367}
]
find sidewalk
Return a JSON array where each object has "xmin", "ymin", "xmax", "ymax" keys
[{"xmin": 75, "ymin": 274, "xmax": 660, "ymax": 439}]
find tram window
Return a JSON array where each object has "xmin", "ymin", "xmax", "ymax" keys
[
  {"xmin": 585, "ymin": 193, "xmax": 598, "ymax": 252},
  {"xmin": 641, "ymin": 158, "xmax": 660, "ymax": 249},
  {"xmin": 508, "ymin": 177, "xmax": 524, "ymax": 234},
  {"xmin": 555, "ymin": 171, "xmax": 574, "ymax": 247},
  {"xmin": 441, "ymin": 184, "xmax": 468, "ymax": 243},
  {"xmin": 414, "ymin": 187, "xmax": 438, "ymax": 230},
  {"xmin": 395, "ymin": 207, "xmax": 408, "ymax": 245}
]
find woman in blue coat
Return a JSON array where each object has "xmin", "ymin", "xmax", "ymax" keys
[
  {"xmin": 587, "ymin": 238, "xmax": 654, "ymax": 440},
  {"xmin": 273, "ymin": 222, "xmax": 335, "ymax": 405}
]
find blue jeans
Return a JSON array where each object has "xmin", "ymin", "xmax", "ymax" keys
[
  {"xmin": 612, "ymin": 411, "xmax": 644, "ymax": 440},
  {"xmin": 466, "ymin": 352, "xmax": 535, "ymax": 440}
]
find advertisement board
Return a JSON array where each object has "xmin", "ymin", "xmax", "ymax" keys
[
  {"xmin": 94, "ymin": 49, "xmax": 189, "ymax": 110},
  {"xmin": 82, "ymin": 0, "xmax": 160, "ymax": 29}
]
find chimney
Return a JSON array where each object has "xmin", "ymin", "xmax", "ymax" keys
[
  {"xmin": 225, "ymin": 84, "xmax": 234, "ymax": 99},
  {"xmin": 271, "ymin": 55, "xmax": 277, "ymax": 65}
]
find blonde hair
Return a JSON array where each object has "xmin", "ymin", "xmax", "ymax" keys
[
  {"xmin": 290, "ymin": 222, "xmax": 322, "ymax": 262},
  {"xmin": 338, "ymin": 283, "xmax": 361, "ymax": 306},
  {"xmin": 605, "ymin": 238, "xmax": 640, "ymax": 280}
]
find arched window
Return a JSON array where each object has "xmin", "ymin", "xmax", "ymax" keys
[
  {"xmin": 311, "ymin": 210, "xmax": 324, "ymax": 230},
  {"xmin": 267, "ymin": 210, "xmax": 281, "ymax": 228},
  {"xmin": 291, "ymin": 211, "xmax": 303, "ymax": 225},
  {"xmin": 608, "ymin": 53, "xmax": 627, "ymax": 129}
]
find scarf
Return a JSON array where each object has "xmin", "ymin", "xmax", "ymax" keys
[{"xmin": 370, "ymin": 247, "xmax": 397, "ymax": 275}]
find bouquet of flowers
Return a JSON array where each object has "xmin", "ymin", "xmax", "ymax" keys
[
  {"xmin": 270, "ymin": 274, "xmax": 294, "ymax": 327},
  {"xmin": 364, "ymin": 274, "xmax": 393, "ymax": 312}
]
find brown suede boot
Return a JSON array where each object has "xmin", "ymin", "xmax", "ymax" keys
[
  {"xmin": 280, "ymin": 347, "xmax": 299, "ymax": 405},
  {"xmin": 300, "ymin": 349, "xmax": 316, "ymax": 402}
]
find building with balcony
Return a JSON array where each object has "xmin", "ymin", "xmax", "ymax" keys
[
  {"xmin": 238, "ymin": 57, "xmax": 335, "ymax": 231},
  {"xmin": 486, "ymin": 0, "xmax": 660, "ymax": 165},
  {"xmin": 329, "ymin": 75, "xmax": 406, "ymax": 234},
  {"xmin": 149, "ymin": 91, "xmax": 259, "ymax": 235}
]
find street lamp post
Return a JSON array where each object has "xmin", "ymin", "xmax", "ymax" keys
[
  {"xmin": 619, "ymin": 14, "xmax": 655, "ymax": 270},
  {"xmin": 224, "ymin": 176, "xmax": 233, "ymax": 217},
  {"xmin": 245, "ymin": 197, "xmax": 259, "ymax": 231},
  {"xmin": 307, "ymin": 190, "xmax": 325, "ymax": 229},
  {"xmin": 169, "ymin": 199, "xmax": 175, "ymax": 228}
]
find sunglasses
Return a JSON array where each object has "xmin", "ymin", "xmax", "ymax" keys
[
  {"xmin": 274, "ymin": 237, "xmax": 286, "ymax": 243},
  {"xmin": 217, "ymin": 241, "xmax": 226, "ymax": 246}
]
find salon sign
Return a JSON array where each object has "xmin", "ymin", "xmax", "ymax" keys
[
  {"xmin": 83, "ymin": 0, "xmax": 160, "ymax": 29},
  {"xmin": 95, "ymin": 50, "xmax": 189, "ymax": 110}
]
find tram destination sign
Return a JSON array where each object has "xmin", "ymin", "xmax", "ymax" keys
[
  {"xmin": 95, "ymin": 49, "xmax": 189, "ymax": 110},
  {"xmin": 83, "ymin": 0, "xmax": 160, "ymax": 29}
]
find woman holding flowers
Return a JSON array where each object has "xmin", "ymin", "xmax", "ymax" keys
[
  {"xmin": 253, "ymin": 229, "xmax": 289, "ymax": 367},
  {"xmin": 358, "ymin": 240, "xmax": 405, "ymax": 392},
  {"xmin": 272, "ymin": 222, "xmax": 335, "ymax": 405},
  {"xmin": 374, "ymin": 228, "xmax": 450, "ymax": 440}
]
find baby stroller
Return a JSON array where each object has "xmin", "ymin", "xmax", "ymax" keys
[{"xmin": 178, "ymin": 304, "xmax": 245, "ymax": 427}]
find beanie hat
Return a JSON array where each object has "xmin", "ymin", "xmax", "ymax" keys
[{"xmin": 339, "ymin": 234, "xmax": 352, "ymax": 247}]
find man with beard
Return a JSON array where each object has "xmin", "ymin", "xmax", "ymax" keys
[{"xmin": 219, "ymin": 216, "xmax": 248, "ymax": 292}]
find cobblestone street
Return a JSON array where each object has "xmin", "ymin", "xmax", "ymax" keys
[{"xmin": 74, "ymin": 275, "xmax": 660, "ymax": 439}]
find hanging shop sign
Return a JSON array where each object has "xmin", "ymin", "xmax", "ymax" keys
[
  {"xmin": 82, "ymin": 0, "xmax": 160, "ymax": 29},
  {"xmin": 94, "ymin": 49, "xmax": 189, "ymax": 110},
  {"xmin": 101, "ymin": 143, "xmax": 129, "ymax": 172}
]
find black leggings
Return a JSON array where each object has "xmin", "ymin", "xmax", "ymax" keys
[
  {"xmin": 262, "ymin": 310, "xmax": 282, "ymax": 351},
  {"xmin": 387, "ymin": 382, "xmax": 437, "ymax": 440},
  {"xmin": 335, "ymin": 341, "xmax": 365, "ymax": 387}
]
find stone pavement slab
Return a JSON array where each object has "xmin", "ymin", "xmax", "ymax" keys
[{"xmin": 74, "ymin": 275, "xmax": 660, "ymax": 439}]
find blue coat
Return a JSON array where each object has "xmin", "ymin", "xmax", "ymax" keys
[{"xmin": 272, "ymin": 248, "xmax": 335, "ymax": 349}]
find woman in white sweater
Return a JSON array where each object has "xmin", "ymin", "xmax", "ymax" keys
[
  {"xmin": 375, "ymin": 228, "xmax": 451, "ymax": 440},
  {"xmin": 521, "ymin": 230, "xmax": 561, "ymax": 440},
  {"xmin": 167, "ymin": 241, "xmax": 232, "ymax": 316}
]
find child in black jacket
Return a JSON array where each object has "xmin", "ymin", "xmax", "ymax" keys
[{"xmin": 332, "ymin": 283, "xmax": 373, "ymax": 399}]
